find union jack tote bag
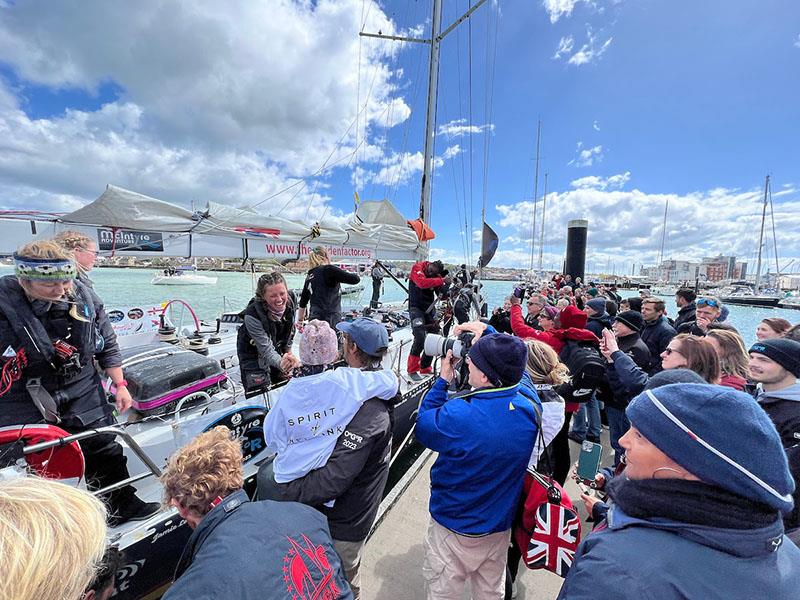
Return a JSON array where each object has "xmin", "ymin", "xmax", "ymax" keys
[{"xmin": 513, "ymin": 468, "xmax": 582, "ymax": 577}]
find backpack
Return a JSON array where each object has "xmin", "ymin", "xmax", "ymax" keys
[
  {"xmin": 558, "ymin": 339, "xmax": 606, "ymax": 403},
  {"xmin": 513, "ymin": 403, "xmax": 581, "ymax": 577}
]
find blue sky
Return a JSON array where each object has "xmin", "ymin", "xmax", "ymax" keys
[{"xmin": 0, "ymin": 0, "xmax": 798, "ymax": 274}]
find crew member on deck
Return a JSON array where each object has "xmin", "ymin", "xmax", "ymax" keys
[
  {"xmin": 237, "ymin": 271, "xmax": 301, "ymax": 394},
  {"xmin": 0, "ymin": 240, "xmax": 159, "ymax": 526},
  {"xmin": 407, "ymin": 260, "xmax": 450, "ymax": 375},
  {"xmin": 298, "ymin": 246, "xmax": 361, "ymax": 328}
]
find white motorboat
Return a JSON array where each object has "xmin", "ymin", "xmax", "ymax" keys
[{"xmin": 151, "ymin": 266, "xmax": 218, "ymax": 285}]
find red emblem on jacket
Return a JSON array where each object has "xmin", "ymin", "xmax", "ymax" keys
[{"xmin": 282, "ymin": 534, "xmax": 341, "ymax": 599}]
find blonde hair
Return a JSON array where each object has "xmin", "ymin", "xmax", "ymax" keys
[
  {"xmin": 53, "ymin": 230, "xmax": 94, "ymax": 251},
  {"xmin": 706, "ymin": 329, "xmax": 750, "ymax": 380},
  {"xmin": 308, "ymin": 246, "xmax": 330, "ymax": 269},
  {"xmin": 161, "ymin": 427, "xmax": 244, "ymax": 518},
  {"xmin": 0, "ymin": 477, "xmax": 107, "ymax": 600},
  {"xmin": 525, "ymin": 339, "xmax": 570, "ymax": 386},
  {"xmin": 16, "ymin": 239, "xmax": 74, "ymax": 262}
]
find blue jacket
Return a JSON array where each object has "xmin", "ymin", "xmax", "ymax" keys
[
  {"xmin": 586, "ymin": 313, "xmax": 613, "ymax": 339},
  {"xmin": 558, "ymin": 505, "xmax": 800, "ymax": 600},
  {"xmin": 605, "ymin": 350, "xmax": 649, "ymax": 408},
  {"xmin": 415, "ymin": 376, "xmax": 539, "ymax": 535},
  {"xmin": 164, "ymin": 490, "xmax": 352, "ymax": 600}
]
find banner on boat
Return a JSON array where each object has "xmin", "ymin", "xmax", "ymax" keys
[
  {"xmin": 250, "ymin": 240, "xmax": 375, "ymax": 262},
  {"xmin": 97, "ymin": 228, "xmax": 164, "ymax": 252}
]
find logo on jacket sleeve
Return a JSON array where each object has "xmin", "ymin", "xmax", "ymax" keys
[{"xmin": 282, "ymin": 534, "xmax": 341, "ymax": 599}]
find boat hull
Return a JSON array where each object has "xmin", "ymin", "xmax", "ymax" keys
[
  {"xmin": 151, "ymin": 275, "xmax": 218, "ymax": 285},
  {"xmin": 719, "ymin": 296, "xmax": 781, "ymax": 308}
]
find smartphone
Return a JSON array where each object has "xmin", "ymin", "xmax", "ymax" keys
[{"xmin": 576, "ymin": 440, "xmax": 603, "ymax": 482}]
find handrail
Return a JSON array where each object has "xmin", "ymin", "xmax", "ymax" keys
[{"xmin": 23, "ymin": 425, "xmax": 163, "ymax": 478}]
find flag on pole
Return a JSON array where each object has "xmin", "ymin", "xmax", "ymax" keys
[{"xmin": 477, "ymin": 222, "xmax": 499, "ymax": 268}]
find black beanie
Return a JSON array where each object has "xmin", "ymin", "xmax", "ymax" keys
[
  {"xmin": 749, "ymin": 339, "xmax": 800, "ymax": 378},
  {"xmin": 614, "ymin": 310, "xmax": 644, "ymax": 332}
]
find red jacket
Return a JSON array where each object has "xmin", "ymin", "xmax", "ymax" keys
[{"xmin": 409, "ymin": 261, "xmax": 446, "ymax": 311}]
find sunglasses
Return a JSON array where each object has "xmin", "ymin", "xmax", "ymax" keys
[
  {"xmin": 697, "ymin": 298, "xmax": 720, "ymax": 308},
  {"xmin": 663, "ymin": 346, "xmax": 683, "ymax": 356}
]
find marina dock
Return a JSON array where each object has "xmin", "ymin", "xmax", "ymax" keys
[{"xmin": 362, "ymin": 435, "xmax": 607, "ymax": 599}]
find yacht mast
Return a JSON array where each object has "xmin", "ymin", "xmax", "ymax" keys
[
  {"xmin": 753, "ymin": 174, "xmax": 769, "ymax": 293},
  {"xmin": 529, "ymin": 120, "xmax": 541, "ymax": 270},
  {"xmin": 537, "ymin": 172, "xmax": 548, "ymax": 270}
]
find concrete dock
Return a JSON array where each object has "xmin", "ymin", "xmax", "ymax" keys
[{"xmin": 362, "ymin": 435, "xmax": 609, "ymax": 599}]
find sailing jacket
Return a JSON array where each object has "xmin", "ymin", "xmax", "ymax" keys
[
  {"xmin": 264, "ymin": 368, "xmax": 398, "ymax": 483},
  {"xmin": 416, "ymin": 377, "xmax": 539, "ymax": 535},
  {"xmin": 757, "ymin": 382, "xmax": 800, "ymax": 534},
  {"xmin": 237, "ymin": 294, "xmax": 296, "ymax": 384},
  {"xmin": 0, "ymin": 276, "xmax": 120, "ymax": 428},
  {"xmin": 271, "ymin": 397, "xmax": 392, "ymax": 542},
  {"xmin": 408, "ymin": 261, "xmax": 446, "ymax": 311},
  {"xmin": 298, "ymin": 265, "xmax": 360, "ymax": 324},
  {"xmin": 164, "ymin": 490, "xmax": 352, "ymax": 600}
]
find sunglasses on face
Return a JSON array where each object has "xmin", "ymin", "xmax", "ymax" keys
[
  {"xmin": 697, "ymin": 298, "xmax": 719, "ymax": 308},
  {"xmin": 663, "ymin": 346, "xmax": 682, "ymax": 356}
]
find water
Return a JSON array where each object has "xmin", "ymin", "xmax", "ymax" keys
[{"xmin": 3, "ymin": 265, "xmax": 795, "ymax": 347}]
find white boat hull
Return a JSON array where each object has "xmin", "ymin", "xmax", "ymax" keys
[{"xmin": 151, "ymin": 274, "xmax": 218, "ymax": 285}]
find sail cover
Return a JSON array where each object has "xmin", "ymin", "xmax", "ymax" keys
[{"xmin": 0, "ymin": 185, "xmax": 425, "ymax": 262}]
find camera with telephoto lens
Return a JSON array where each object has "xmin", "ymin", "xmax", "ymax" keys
[
  {"xmin": 513, "ymin": 286, "xmax": 525, "ymax": 300},
  {"xmin": 423, "ymin": 331, "xmax": 475, "ymax": 359}
]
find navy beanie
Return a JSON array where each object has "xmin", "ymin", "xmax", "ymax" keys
[
  {"xmin": 749, "ymin": 338, "xmax": 800, "ymax": 378},
  {"xmin": 468, "ymin": 333, "xmax": 527, "ymax": 387},
  {"xmin": 586, "ymin": 298, "xmax": 607, "ymax": 315},
  {"xmin": 626, "ymin": 383, "xmax": 795, "ymax": 513}
]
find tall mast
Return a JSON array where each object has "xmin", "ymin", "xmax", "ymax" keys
[
  {"xmin": 419, "ymin": 0, "xmax": 443, "ymax": 225},
  {"xmin": 538, "ymin": 172, "xmax": 548, "ymax": 270},
  {"xmin": 657, "ymin": 197, "xmax": 669, "ymax": 280},
  {"xmin": 529, "ymin": 120, "xmax": 541, "ymax": 270},
  {"xmin": 754, "ymin": 174, "xmax": 769, "ymax": 293}
]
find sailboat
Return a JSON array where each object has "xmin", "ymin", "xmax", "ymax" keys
[{"xmin": 719, "ymin": 175, "xmax": 782, "ymax": 308}]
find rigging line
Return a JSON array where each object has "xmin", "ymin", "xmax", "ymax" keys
[
  {"xmin": 480, "ymin": 1, "xmax": 499, "ymax": 239},
  {"xmin": 354, "ymin": 6, "xmax": 364, "ymax": 197},
  {"xmin": 454, "ymin": 11, "xmax": 471, "ymax": 266},
  {"xmin": 529, "ymin": 121, "xmax": 540, "ymax": 271},
  {"xmin": 440, "ymin": 93, "xmax": 470, "ymax": 265},
  {"xmin": 467, "ymin": 4, "xmax": 474, "ymax": 266}
]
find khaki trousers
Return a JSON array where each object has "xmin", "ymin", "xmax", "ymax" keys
[
  {"xmin": 334, "ymin": 538, "xmax": 364, "ymax": 600},
  {"xmin": 422, "ymin": 519, "xmax": 510, "ymax": 600}
]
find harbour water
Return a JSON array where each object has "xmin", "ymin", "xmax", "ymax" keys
[
  {"xmin": 1, "ymin": 264, "xmax": 794, "ymax": 346},
  {"xmin": 76, "ymin": 267, "xmax": 798, "ymax": 348}
]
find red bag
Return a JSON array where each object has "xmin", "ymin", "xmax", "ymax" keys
[{"xmin": 513, "ymin": 468, "xmax": 581, "ymax": 577}]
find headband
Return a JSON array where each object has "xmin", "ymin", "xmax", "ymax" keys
[{"xmin": 13, "ymin": 253, "xmax": 77, "ymax": 281}]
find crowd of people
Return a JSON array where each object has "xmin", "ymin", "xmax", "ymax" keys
[{"xmin": 2, "ymin": 245, "xmax": 800, "ymax": 599}]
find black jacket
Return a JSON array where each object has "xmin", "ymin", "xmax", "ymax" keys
[
  {"xmin": 587, "ymin": 313, "xmax": 614, "ymax": 339},
  {"xmin": 640, "ymin": 316, "xmax": 676, "ymax": 374},
  {"xmin": 237, "ymin": 294, "xmax": 296, "ymax": 387},
  {"xmin": 274, "ymin": 397, "xmax": 392, "ymax": 542},
  {"xmin": 605, "ymin": 335, "xmax": 651, "ymax": 410},
  {"xmin": 673, "ymin": 302, "xmax": 696, "ymax": 331},
  {"xmin": 164, "ymin": 490, "xmax": 352, "ymax": 600},
  {"xmin": 0, "ymin": 276, "xmax": 121, "ymax": 428},
  {"xmin": 299, "ymin": 265, "xmax": 360, "ymax": 322}
]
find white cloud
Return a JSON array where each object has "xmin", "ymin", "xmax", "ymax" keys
[
  {"xmin": 592, "ymin": 120, "xmax": 600, "ymax": 131},
  {"xmin": 437, "ymin": 119, "xmax": 495, "ymax": 137},
  {"xmin": 542, "ymin": 0, "xmax": 583, "ymax": 23},
  {"xmin": 794, "ymin": 34, "xmax": 800, "ymax": 48},
  {"xmin": 568, "ymin": 143, "xmax": 604, "ymax": 167},
  {"xmin": 570, "ymin": 171, "xmax": 630, "ymax": 190},
  {"xmin": 492, "ymin": 183, "xmax": 800, "ymax": 270},
  {"xmin": 552, "ymin": 36, "xmax": 575, "ymax": 59},
  {"xmin": 567, "ymin": 29, "xmax": 613, "ymax": 66},
  {"xmin": 354, "ymin": 145, "xmax": 461, "ymax": 187},
  {"xmin": 0, "ymin": 0, "xmax": 415, "ymax": 217}
]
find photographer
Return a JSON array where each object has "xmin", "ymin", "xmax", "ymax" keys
[
  {"xmin": 488, "ymin": 296, "xmax": 513, "ymax": 334},
  {"xmin": 416, "ymin": 329, "xmax": 539, "ymax": 599},
  {"xmin": 407, "ymin": 260, "xmax": 451, "ymax": 376}
]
